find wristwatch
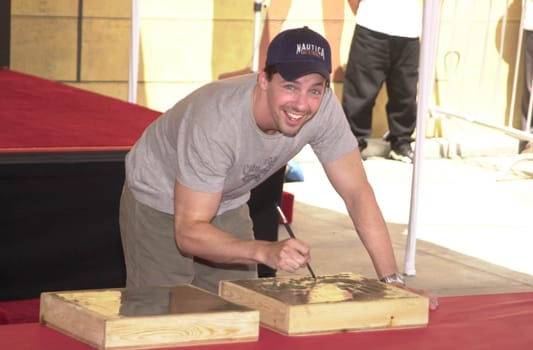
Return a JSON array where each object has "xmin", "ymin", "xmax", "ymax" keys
[{"xmin": 379, "ymin": 273, "xmax": 406, "ymax": 286}]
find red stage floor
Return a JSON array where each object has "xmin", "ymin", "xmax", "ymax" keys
[{"xmin": 0, "ymin": 292, "xmax": 532, "ymax": 350}]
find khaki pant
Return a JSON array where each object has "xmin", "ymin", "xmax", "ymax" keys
[{"xmin": 119, "ymin": 184, "xmax": 257, "ymax": 294}]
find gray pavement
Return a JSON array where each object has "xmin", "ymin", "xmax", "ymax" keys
[{"xmin": 281, "ymin": 141, "xmax": 533, "ymax": 297}]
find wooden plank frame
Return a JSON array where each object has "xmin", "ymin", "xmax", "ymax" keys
[
  {"xmin": 219, "ymin": 272, "xmax": 429, "ymax": 336},
  {"xmin": 40, "ymin": 284, "xmax": 259, "ymax": 349}
]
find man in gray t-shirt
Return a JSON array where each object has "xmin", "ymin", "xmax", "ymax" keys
[{"xmin": 120, "ymin": 26, "xmax": 406, "ymax": 295}]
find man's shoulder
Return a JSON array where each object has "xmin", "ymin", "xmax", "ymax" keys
[
  {"xmin": 190, "ymin": 73, "xmax": 256, "ymax": 102},
  {"xmin": 317, "ymin": 88, "xmax": 343, "ymax": 115}
]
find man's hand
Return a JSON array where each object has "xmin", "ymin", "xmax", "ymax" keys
[
  {"xmin": 261, "ymin": 238, "xmax": 311, "ymax": 273},
  {"xmin": 397, "ymin": 284, "xmax": 440, "ymax": 311}
]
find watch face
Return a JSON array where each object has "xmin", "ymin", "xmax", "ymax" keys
[{"xmin": 381, "ymin": 273, "xmax": 405, "ymax": 285}]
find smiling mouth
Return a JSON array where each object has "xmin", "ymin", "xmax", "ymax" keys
[{"xmin": 286, "ymin": 111, "xmax": 305, "ymax": 122}]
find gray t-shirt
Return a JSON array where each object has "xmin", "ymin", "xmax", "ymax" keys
[{"xmin": 125, "ymin": 74, "xmax": 357, "ymax": 215}]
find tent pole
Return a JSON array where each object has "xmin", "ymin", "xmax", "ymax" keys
[
  {"xmin": 404, "ymin": 0, "xmax": 440, "ymax": 276},
  {"xmin": 128, "ymin": 0, "xmax": 140, "ymax": 103},
  {"xmin": 252, "ymin": 0, "xmax": 265, "ymax": 72}
]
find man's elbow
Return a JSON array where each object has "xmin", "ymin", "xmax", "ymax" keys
[{"xmin": 174, "ymin": 230, "xmax": 194, "ymax": 255}]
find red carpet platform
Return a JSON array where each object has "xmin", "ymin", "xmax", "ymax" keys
[{"xmin": 0, "ymin": 69, "xmax": 159, "ymax": 153}]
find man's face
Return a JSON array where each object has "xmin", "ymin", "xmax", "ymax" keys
[{"xmin": 259, "ymin": 72, "xmax": 327, "ymax": 137}]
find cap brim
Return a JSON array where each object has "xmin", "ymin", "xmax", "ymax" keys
[{"xmin": 276, "ymin": 62, "xmax": 331, "ymax": 82}]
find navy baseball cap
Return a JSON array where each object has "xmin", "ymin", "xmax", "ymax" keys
[{"xmin": 266, "ymin": 26, "xmax": 332, "ymax": 83}]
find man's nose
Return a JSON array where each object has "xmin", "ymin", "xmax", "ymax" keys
[{"xmin": 292, "ymin": 92, "xmax": 308, "ymax": 110}]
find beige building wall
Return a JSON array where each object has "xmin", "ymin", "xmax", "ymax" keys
[
  {"xmin": 10, "ymin": 0, "xmax": 132, "ymax": 101},
  {"xmin": 8, "ymin": 0, "xmax": 526, "ymax": 153},
  {"xmin": 432, "ymin": 0, "xmax": 523, "ymax": 152}
]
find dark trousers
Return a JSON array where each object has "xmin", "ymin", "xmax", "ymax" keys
[
  {"xmin": 342, "ymin": 25, "xmax": 420, "ymax": 148},
  {"xmin": 247, "ymin": 166, "xmax": 285, "ymax": 278}
]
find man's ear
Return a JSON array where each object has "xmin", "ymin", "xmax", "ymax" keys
[{"xmin": 257, "ymin": 71, "xmax": 269, "ymax": 90}]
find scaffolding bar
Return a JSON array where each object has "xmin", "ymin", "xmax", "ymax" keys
[{"xmin": 430, "ymin": 105, "xmax": 533, "ymax": 142}]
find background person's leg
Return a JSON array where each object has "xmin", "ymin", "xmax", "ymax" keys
[
  {"xmin": 248, "ymin": 166, "xmax": 285, "ymax": 278},
  {"xmin": 342, "ymin": 26, "xmax": 389, "ymax": 150}
]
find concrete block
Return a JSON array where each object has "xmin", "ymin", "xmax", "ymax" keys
[
  {"xmin": 83, "ymin": 0, "xmax": 130, "ymax": 18},
  {"xmin": 11, "ymin": 0, "xmax": 78, "ymax": 16},
  {"xmin": 81, "ymin": 18, "xmax": 131, "ymax": 81},
  {"xmin": 10, "ymin": 17, "xmax": 78, "ymax": 80}
]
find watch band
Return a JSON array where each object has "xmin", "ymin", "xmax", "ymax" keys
[{"xmin": 379, "ymin": 273, "xmax": 406, "ymax": 286}]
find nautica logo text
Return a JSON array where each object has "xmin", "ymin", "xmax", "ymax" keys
[{"xmin": 296, "ymin": 43, "xmax": 325, "ymax": 60}]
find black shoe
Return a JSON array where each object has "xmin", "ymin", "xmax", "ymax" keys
[
  {"xmin": 357, "ymin": 138, "xmax": 367, "ymax": 161},
  {"xmin": 389, "ymin": 142, "xmax": 414, "ymax": 163},
  {"xmin": 519, "ymin": 141, "xmax": 533, "ymax": 154},
  {"xmin": 357, "ymin": 137, "xmax": 367, "ymax": 152}
]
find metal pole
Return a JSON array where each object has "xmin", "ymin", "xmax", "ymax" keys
[
  {"xmin": 508, "ymin": 0, "xmax": 526, "ymax": 127},
  {"xmin": 527, "ymin": 0, "xmax": 533, "ymax": 133},
  {"xmin": 252, "ymin": 0, "xmax": 265, "ymax": 72},
  {"xmin": 128, "ymin": 0, "xmax": 140, "ymax": 103},
  {"xmin": 404, "ymin": 0, "xmax": 441, "ymax": 276}
]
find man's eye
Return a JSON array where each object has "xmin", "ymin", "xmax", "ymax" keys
[{"xmin": 310, "ymin": 89, "xmax": 323, "ymax": 95}]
